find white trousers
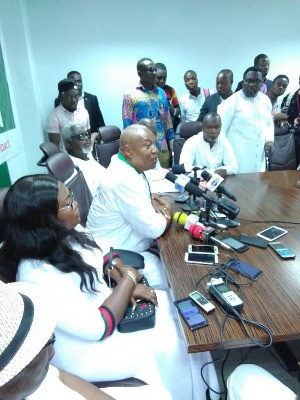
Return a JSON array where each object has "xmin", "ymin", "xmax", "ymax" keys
[
  {"xmin": 52, "ymin": 291, "xmax": 220, "ymax": 400},
  {"xmin": 227, "ymin": 364, "xmax": 297, "ymax": 400},
  {"xmin": 140, "ymin": 250, "xmax": 169, "ymax": 290}
]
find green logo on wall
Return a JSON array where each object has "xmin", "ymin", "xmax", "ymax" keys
[{"xmin": 0, "ymin": 43, "xmax": 15, "ymax": 134}]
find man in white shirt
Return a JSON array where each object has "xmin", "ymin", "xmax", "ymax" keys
[
  {"xmin": 87, "ymin": 125, "xmax": 172, "ymax": 289},
  {"xmin": 180, "ymin": 112, "xmax": 238, "ymax": 177},
  {"xmin": 217, "ymin": 67, "xmax": 274, "ymax": 173},
  {"xmin": 179, "ymin": 70, "xmax": 213, "ymax": 123},
  {"xmin": 46, "ymin": 79, "xmax": 90, "ymax": 151},
  {"xmin": 227, "ymin": 364, "xmax": 297, "ymax": 400},
  {"xmin": 61, "ymin": 123, "xmax": 106, "ymax": 196}
]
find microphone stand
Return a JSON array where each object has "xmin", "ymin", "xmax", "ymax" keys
[{"xmin": 182, "ymin": 167, "xmax": 200, "ymax": 212}]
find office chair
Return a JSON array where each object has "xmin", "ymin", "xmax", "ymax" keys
[
  {"xmin": 93, "ymin": 125, "xmax": 121, "ymax": 168},
  {"xmin": 46, "ymin": 152, "xmax": 92, "ymax": 227},
  {"xmin": 173, "ymin": 121, "xmax": 202, "ymax": 165},
  {"xmin": 0, "ymin": 187, "xmax": 9, "ymax": 243},
  {"xmin": 37, "ymin": 142, "xmax": 60, "ymax": 167},
  {"xmin": 269, "ymin": 123, "xmax": 297, "ymax": 171}
]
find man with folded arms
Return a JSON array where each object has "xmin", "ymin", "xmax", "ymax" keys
[{"xmin": 87, "ymin": 124, "xmax": 172, "ymax": 289}]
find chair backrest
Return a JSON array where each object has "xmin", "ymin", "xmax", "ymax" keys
[
  {"xmin": 269, "ymin": 131, "xmax": 297, "ymax": 171},
  {"xmin": 173, "ymin": 121, "xmax": 202, "ymax": 165},
  {"xmin": 37, "ymin": 142, "xmax": 60, "ymax": 167},
  {"xmin": 93, "ymin": 125, "xmax": 121, "ymax": 168},
  {"xmin": 46, "ymin": 153, "xmax": 92, "ymax": 227}
]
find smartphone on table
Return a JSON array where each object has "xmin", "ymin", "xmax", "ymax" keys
[
  {"xmin": 219, "ymin": 236, "xmax": 249, "ymax": 253},
  {"xmin": 269, "ymin": 242, "xmax": 295, "ymax": 259},
  {"xmin": 227, "ymin": 259, "xmax": 263, "ymax": 280},
  {"xmin": 257, "ymin": 226, "xmax": 287, "ymax": 241},
  {"xmin": 238, "ymin": 234, "xmax": 269, "ymax": 249},
  {"xmin": 184, "ymin": 252, "xmax": 218, "ymax": 265},
  {"xmin": 174, "ymin": 298, "xmax": 209, "ymax": 330},
  {"xmin": 187, "ymin": 244, "xmax": 219, "ymax": 254}
]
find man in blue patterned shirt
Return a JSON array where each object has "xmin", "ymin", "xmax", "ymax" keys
[{"xmin": 122, "ymin": 58, "xmax": 174, "ymax": 168}]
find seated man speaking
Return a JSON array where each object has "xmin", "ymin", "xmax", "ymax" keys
[
  {"xmin": 61, "ymin": 123, "xmax": 106, "ymax": 196},
  {"xmin": 179, "ymin": 112, "xmax": 238, "ymax": 177},
  {"xmin": 87, "ymin": 125, "xmax": 172, "ymax": 289}
]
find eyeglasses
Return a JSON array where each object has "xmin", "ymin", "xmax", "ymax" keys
[
  {"xmin": 59, "ymin": 189, "xmax": 74, "ymax": 210},
  {"xmin": 244, "ymin": 79, "xmax": 262, "ymax": 86},
  {"xmin": 70, "ymin": 131, "xmax": 91, "ymax": 141},
  {"xmin": 43, "ymin": 333, "xmax": 56, "ymax": 348},
  {"xmin": 140, "ymin": 67, "xmax": 157, "ymax": 74}
]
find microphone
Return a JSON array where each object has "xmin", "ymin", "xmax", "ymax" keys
[
  {"xmin": 173, "ymin": 212, "xmax": 188, "ymax": 226},
  {"xmin": 172, "ymin": 163, "xmax": 192, "ymax": 174},
  {"xmin": 208, "ymin": 236, "xmax": 231, "ymax": 250},
  {"xmin": 189, "ymin": 224, "xmax": 231, "ymax": 250},
  {"xmin": 173, "ymin": 212, "xmax": 200, "ymax": 230},
  {"xmin": 165, "ymin": 172, "xmax": 206, "ymax": 198},
  {"xmin": 201, "ymin": 170, "xmax": 237, "ymax": 201}
]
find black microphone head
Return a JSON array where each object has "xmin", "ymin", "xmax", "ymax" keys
[
  {"xmin": 172, "ymin": 164, "xmax": 186, "ymax": 175},
  {"xmin": 164, "ymin": 171, "xmax": 177, "ymax": 184},
  {"xmin": 216, "ymin": 185, "xmax": 237, "ymax": 202},
  {"xmin": 201, "ymin": 170, "xmax": 212, "ymax": 181}
]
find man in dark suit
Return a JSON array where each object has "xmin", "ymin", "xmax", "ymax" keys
[
  {"xmin": 197, "ymin": 69, "xmax": 233, "ymax": 122},
  {"xmin": 235, "ymin": 54, "xmax": 272, "ymax": 93},
  {"xmin": 55, "ymin": 71, "xmax": 105, "ymax": 133}
]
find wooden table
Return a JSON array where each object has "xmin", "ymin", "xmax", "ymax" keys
[{"xmin": 158, "ymin": 171, "xmax": 300, "ymax": 353}]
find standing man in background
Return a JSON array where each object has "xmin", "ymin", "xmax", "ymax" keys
[
  {"xmin": 46, "ymin": 78, "xmax": 90, "ymax": 150},
  {"xmin": 218, "ymin": 66, "xmax": 274, "ymax": 173},
  {"xmin": 197, "ymin": 69, "xmax": 233, "ymax": 122},
  {"xmin": 122, "ymin": 58, "xmax": 174, "ymax": 168},
  {"xmin": 267, "ymin": 75, "xmax": 289, "ymax": 120},
  {"xmin": 155, "ymin": 62, "xmax": 181, "ymax": 132},
  {"xmin": 179, "ymin": 70, "xmax": 213, "ymax": 123},
  {"xmin": 235, "ymin": 54, "xmax": 272, "ymax": 93},
  {"xmin": 55, "ymin": 71, "xmax": 105, "ymax": 133}
]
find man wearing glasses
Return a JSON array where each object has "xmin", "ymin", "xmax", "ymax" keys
[
  {"xmin": 46, "ymin": 78, "xmax": 90, "ymax": 151},
  {"xmin": 217, "ymin": 66, "xmax": 274, "ymax": 173},
  {"xmin": 61, "ymin": 123, "xmax": 106, "ymax": 196},
  {"xmin": 122, "ymin": 58, "xmax": 174, "ymax": 168}
]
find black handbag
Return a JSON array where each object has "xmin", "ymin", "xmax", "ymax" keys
[
  {"xmin": 106, "ymin": 248, "xmax": 156, "ymax": 333},
  {"xmin": 117, "ymin": 276, "xmax": 156, "ymax": 333}
]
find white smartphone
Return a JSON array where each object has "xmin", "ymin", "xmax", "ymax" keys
[
  {"xmin": 184, "ymin": 252, "xmax": 218, "ymax": 265},
  {"xmin": 187, "ymin": 244, "xmax": 219, "ymax": 255},
  {"xmin": 257, "ymin": 226, "xmax": 288, "ymax": 242}
]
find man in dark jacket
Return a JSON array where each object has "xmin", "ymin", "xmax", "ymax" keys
[{"xmin": 197, "ymin": 69, "xmax": 233, "ymax": 122}]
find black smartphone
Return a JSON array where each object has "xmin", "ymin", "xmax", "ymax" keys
[
  {"xmin": 238, "ymin": 234, "xmax": 269, "ymax": 249},
  {"xmin": 173, "ymin": 298, "xmax": 209, "ymax": 331},
  {"xmin": 227, "ymin": 260, "xmax": 263, "ymax": 280},
  {"xmin": 219, "ymin": 236, "xmax": 249, "ymax": 252}
]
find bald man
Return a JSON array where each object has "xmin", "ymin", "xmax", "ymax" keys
[{"xmin": 87, "ymin": 125, "xmax": 172, "ymax": 289}]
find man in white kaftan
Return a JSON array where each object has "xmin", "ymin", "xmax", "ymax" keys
[
  {"xmin": 217, "ymin": 67, "xmax": 274, "ymax": 173},
  {"xmin": 87, "ymin": 125, "xmax": 172, "ymax": 289}
]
